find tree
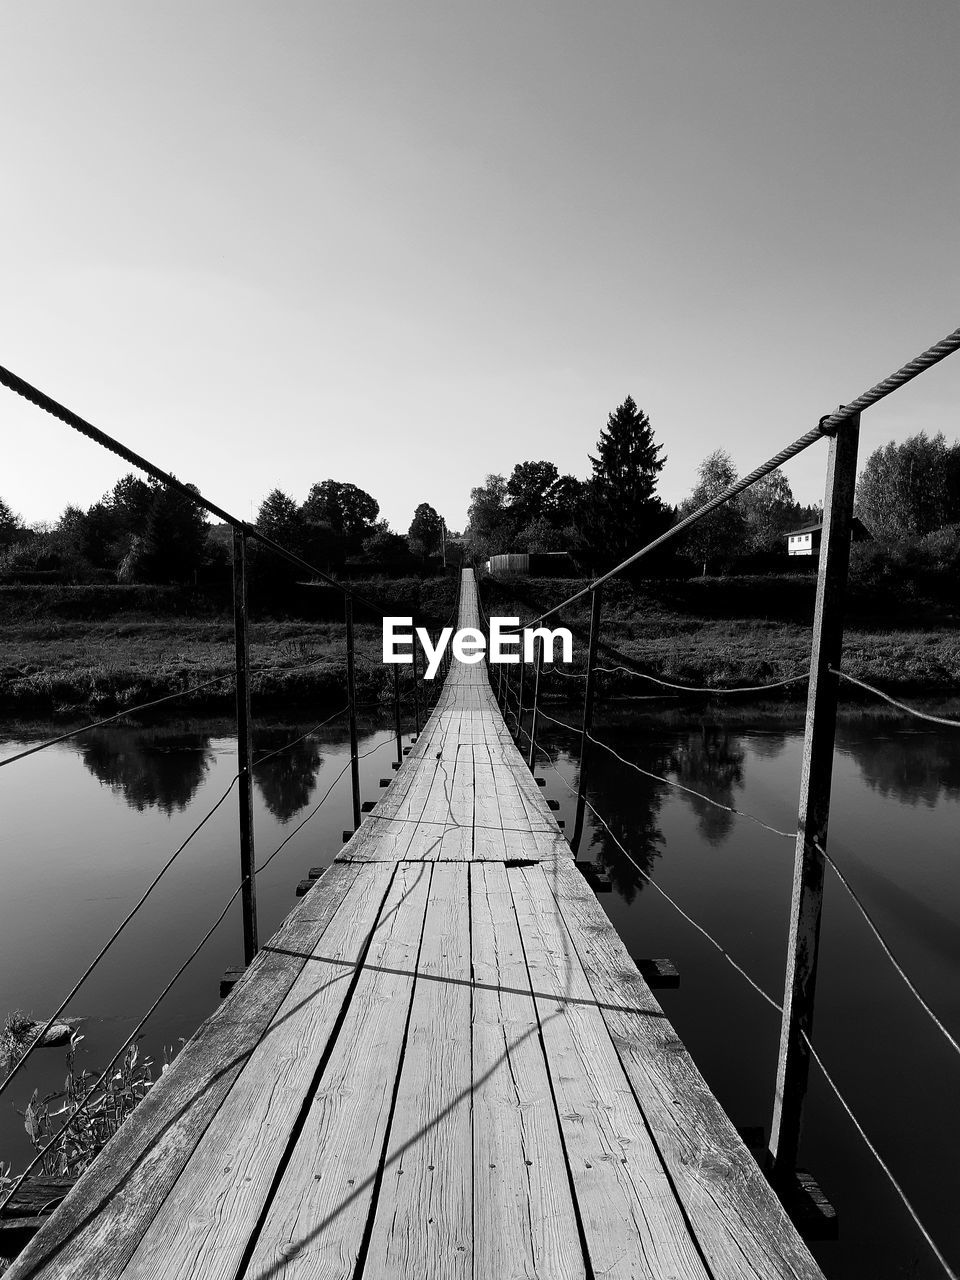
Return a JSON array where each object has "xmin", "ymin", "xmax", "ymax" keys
[
  {"xmin": 137, "ymin": 481, "xmax": 209, "ymax": 582},
  {"xmin": 256, "ymin": 489, "xmax": 305, "ymax": 553},
  {"xmin": 584, "ymin": 396, "xmax": 668, "ymax": 561},
  {"xmin": 407, "ymin": 502, "xmax": 443, "ymax": 559},
  {"xmin": 545, "ymin": 474, "xmax": 585, "ymax": 524},
  {"xmin": 301, "ymin": 480, "xmax": 379, "ymax": 562},
  {"xmin": 361, "ymin": 520, "xmax": 413, "ymax": 566},
  {"xmin": 108, "ymin": 474, "xmax": 153, "ymax": 536},
  {"xmin": 855, "ymin": 433, "xmax": 960, "ymax": 540},
  {"xmin": 465, "ymin": 474, "xmax": 512, "ymax": 562},
  {"xmin": 680, "ymin": 449, "xmax": 746, "ymax": 574},
  {"xmin": 740, "ymin": 469, "xmax": 795, "ymax": 553},
  {"xmin": 0, "ymin": 498, "xmax": 23, "ymax": 550},
  {"xmin": 506, "ymin": 461, "xmax": 559, "ymax": 528}
]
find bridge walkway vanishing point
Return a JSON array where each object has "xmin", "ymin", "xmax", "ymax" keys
[{"xmin": 8, "ymin": 570, "xmax": 825, "ymax": 1280}]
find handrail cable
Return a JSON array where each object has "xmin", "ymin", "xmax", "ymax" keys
[
  {"xmin": 0, "ymin": 672, "xmax": 234, "ymax": 769},
  {"xmin": 493, "ymin": 326, "xmax": 960, "ymax": 634},
  {"xmin": 532, "ymin": 738, "xmax": 958, "ymax": 1280},
  {"xmin": 799, "ymin": 1029, "xmax": 958, "ymax": 1280},
  {"xmin": 526, "ymin": 676, "xmax": 960, "ymax": 1062},
  {"xmin": 813, "ymin": 841, "xmax": 960, "ymax": 1061},
  {"xmin": 252, "ymin": 705, "xmax": 349, "ymax": 767},
  {"xmin": 0, "ymin": 775, "xmax": 239, "ymax": 1101},
  {"xmin": 831, "ymin": 669, "xmax": 960, "ymax": 728},
  {"xmin": 531, "ymin": 703, "xmax": 798, "ymax": 840},
  {"xmin": 541, "ymin": 661, "xmax": 810, "ymax": 695},
  {"xmin": 593, "ymin": 665, "xmax": 810, "ymax": 694},
  {"xmin": 0, "ymin": 363, "xmax": 450, "ymax": 635},
  {"xmin": 255, "ymin": 733, "xmax": 393, "ymax": 874},
  {"xmin": 0, "ymin": 874, "xmax": 248, "ymax": 1216},
  {"xmin": 0, "ymin": 714, "xmax": 386, "ymax": 1103}
]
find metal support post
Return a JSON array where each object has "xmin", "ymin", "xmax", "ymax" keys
[
  {"xmin": 393, "ymin": 662, "xmax": 403, "ymax": 767},
  {"xmin": 527, "ymin": 635, "xmax": 544, "ymax": 770},
  {"xmin": 345, "ymin": 595, "xmax": 362, "ymax": 830},
  {"xmin": 231, "ymin": 529, "xmax": 259, "ymax": 964},
  {"xmin": 571, "ymin": 587, "xmax": 603, "ymax": 853},
  {"xmin": 411, "ymin": 633, "xmax": 422, "ymax": 734},
  {"xmin": 768, "ymin": 412, "xmax": 861, "ymax": 1188}
]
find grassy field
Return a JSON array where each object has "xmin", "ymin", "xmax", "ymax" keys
[
  {"xmin": 1, "ymin": 571, "xmax": 957, "ymax": 715},
  {"xmin": 0, "ymin": 577, "xmax": 458, "ymax": 714},
  {"xmin": 480, "ymin": 574, "xmax": 960, "ymax": 703}
]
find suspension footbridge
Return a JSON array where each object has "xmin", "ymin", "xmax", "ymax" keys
[
  {"xmin": 2, "ymin": 327, "xmax": 960, "ymax": 1277},
  {"xmin": 5, "ymin": 570, "xmax": 822, "ymax": 1280}
]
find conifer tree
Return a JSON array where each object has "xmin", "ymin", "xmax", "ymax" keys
[{"xmin": 585, "ymin": 396, "xmax": 668, "ymax": 560}]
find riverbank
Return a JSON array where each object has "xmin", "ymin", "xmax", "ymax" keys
[
  {"xmin": 0, "ymin": 575, "xmax": 458, "ymax": 714},
  {"xmin": 481, "ymin": 573, "xmax": 960, "ymax": 703},
  {"xmin": 1, "ymin": 572, "xmax": 957, "ymax": 713}
]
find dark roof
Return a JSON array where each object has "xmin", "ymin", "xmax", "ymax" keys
[{"xmin": 785, "ymin": 517, "xmax": 871, "ymax": 538}]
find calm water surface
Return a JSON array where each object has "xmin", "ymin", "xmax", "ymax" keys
[{"xmin": 1, "ymin": 706, "xmax": 958, "ymax": 1280}]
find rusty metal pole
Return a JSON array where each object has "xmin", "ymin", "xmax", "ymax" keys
[
  {"xmin": 344, "ymin": 595, "xmax": 362, "ymax": 830},
  {"xmin": 393, "ymin": 662, "xmax": 403, "ymax": 767},
  {"xmin": 527, "ymin": 635, "xmax": 544, "ymax": 771},
  {"xmin": 571, "ymin": 587, "xmax": 603, "ymax": 854},
  {"xmin": 411, "ymin": 633, "xmax": 422, "ymax": 735},
  {"xmin": 768, "ymin": 411, "xmax": 861, "ymax": 1189},
  {"xmin": 231, "ymin": 529, "xmax": 259, "ymax": 964}
]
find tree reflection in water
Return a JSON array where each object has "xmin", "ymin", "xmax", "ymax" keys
[
  {"xmin": 667, "ymin": 726, "xmax": 748, "ymax": 846},
  {"xmin": 840, "ymin": 728, "xmax": 960, "ymax": 807},
  {"xmin": 568, "ymin": 721, "xmax": 781, "ymax": 899},
  {"xmin": 76, "ymin": 726, "xmax": 214, "ymax": 814},
  {"xmin": 252, "ymin": 731, "xmax": 325, "ymax": 822}
]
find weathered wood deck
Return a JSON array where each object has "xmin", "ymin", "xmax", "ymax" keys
[{"xmin": 7, "ymin": 570, "xmax": 825, "ymax": 1279}]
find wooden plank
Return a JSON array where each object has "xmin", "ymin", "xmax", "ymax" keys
[
  {"xmin": 116, "ymin": 863, "xmax": 396, "ymax": 1279},
  {"xmin": 510, "ymin": 864, "xmax": 711, "ymax": 1280},
  {"xmin": 543, "ymin": 858, "xmax": 824, "ymax": 1280},
  {"xmin": 361, "ymin": 864, "xmax": 472, "ymax": 1279},
  {"xmin": 472, "ymin": 744, "xmax": 511, "ymax": 861},
  {"xmin": 471, "ymin": 864, "xmax": 584, "ymax": 1278},
  {"xmin": 4, "ymin": 863, "xmax": 367, "ymax": 1280},
  {"xmin": 241, "ymin": 861, "xmax": 434, "ymax": 1280}
]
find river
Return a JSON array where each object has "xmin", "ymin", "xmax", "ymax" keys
[{"xmin": 1, "ymin": 705, "xmax": 958, "ymax": 1279}]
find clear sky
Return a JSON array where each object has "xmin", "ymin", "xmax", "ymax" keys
[{"xmin": 2, "ymin": 0, "xmax": 958, "ymax": 534}]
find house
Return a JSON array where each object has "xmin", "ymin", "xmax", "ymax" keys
[{"xmin": 785, "ymin": 517, "xmax": 870, "ymax": 556}]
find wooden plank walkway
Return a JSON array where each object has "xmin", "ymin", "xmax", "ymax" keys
[{"xmin": 7, "ymin": 570, "xmax": 825, "ymax": 1280}]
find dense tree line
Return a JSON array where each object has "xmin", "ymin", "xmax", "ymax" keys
[
  {"xmin": 0, "ymin": 478, "xmax": 453, "ymax": 586},
  {"xmin": 465, "ymin": 399, "xmax": 960, "ymax": 576}
]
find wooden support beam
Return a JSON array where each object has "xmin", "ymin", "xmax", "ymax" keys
[
  {"xmin": 768, "ymin": 412, "xmax": 861, "ymax": 1188},
  {"xmin": 219, "ymin": 965, "xmax": 246, "ymax": 999},
  {"xmin": 634, "ymin": 958, "xmax": 681, "ymax": 989}
]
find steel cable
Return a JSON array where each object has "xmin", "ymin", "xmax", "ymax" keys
[
  {"xmin": 533, "ymin": 705, "xmax": 798, "ymax": 840},
  {"xmin": 532, "ymin": 740, "xmax": 959, "ymax": 1278},
  {"xmin": 491, "ymin": 326, "xmax": 960, "ymax": 635},
  {"xmin": 592, "ymin": 665, "xmax": 810, "ymax": 694},
  {"xmin": 0, "ymin": 775, "xmax": 239, "ymax": 1101},
  {"xmin": 814, "ymin": 841, "xmax": 960, "ymax": 1060},
  {"xmin": 0, "ymin": 672, "xmax": 234, "ymax": 769},
  {"xmin": 831, "ymin": 670, "xmax": 960, "ymax": 727},
  {"xmin": 0, "ymin": 875, "xmax": 247, "ymax": 1216}
]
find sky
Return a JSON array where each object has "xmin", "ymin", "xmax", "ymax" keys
[{"xmin": 1, "ymin": 0, "xmax": 958, "ymax": 534}]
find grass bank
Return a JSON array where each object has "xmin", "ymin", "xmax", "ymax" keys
[
  {"xmin": 480, "ymin": 574, "xmax": 960, "ymax": 703},
  {"xmin": 0, "ymin": 576, "xmax": 458, "ymax": 714}
]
